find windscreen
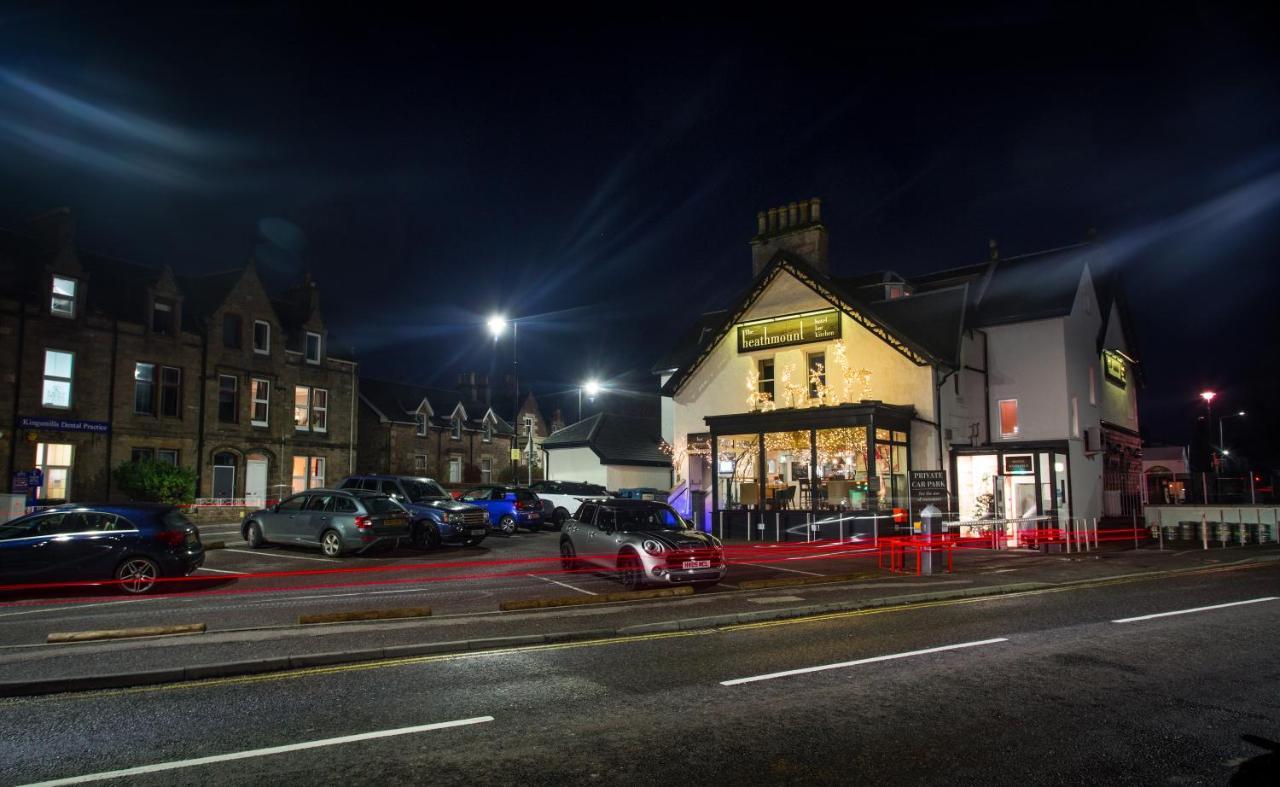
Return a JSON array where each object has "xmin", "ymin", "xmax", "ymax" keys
[{"xmin": 612, "ymin": 505, "xmax": 683, "ymax": 531}]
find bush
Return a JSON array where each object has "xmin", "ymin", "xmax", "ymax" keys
[
  {"xmin": 462, "ymin": 463, "xmax": 481, "ymax": 484},
  {"xmin": 114, "ymin": 460, "xmax": 197, "ymax": 504}
]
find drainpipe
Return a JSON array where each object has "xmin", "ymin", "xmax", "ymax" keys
[
  {"xmin": 106, "ymin": 319, "xmax": 118, "ymax": 498},
  {"xmin": 981, "ymin": 330, "xmax": 992, "ymax": 445},
  {"xmin": 349, "ymin": 365, "xmax": 356, "ymax": 474},
  {"xmin": 195, "ymin": 326, "xmax": 208, "ymax": 497},
  {"xmin": 7, "ymin": 304, "xmax": 26, "ymax": 479}
]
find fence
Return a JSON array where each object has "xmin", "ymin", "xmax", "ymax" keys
[{"xmin": 1145, "ymin": 472, "xmax": 1274, "ymax": 506}]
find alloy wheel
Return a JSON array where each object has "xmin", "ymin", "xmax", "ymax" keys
[
  {"xmin": 500, "ymin": 516, "xmax": 516, "ymax": 536},
  {"xmin": 321, "ymin": 530, "xmax": 342, "ymax": 557},
  {"xmin": 115, "ymin": 558, "xmax": 159, "ymax": 594}
]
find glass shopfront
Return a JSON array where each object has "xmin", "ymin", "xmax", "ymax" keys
[{"xmin": 953, "ymin": 446, "xmax": 1073, "ymax": 539}]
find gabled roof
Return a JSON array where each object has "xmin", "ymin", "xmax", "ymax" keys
[
  {"xmin": 972, "ymin": 243, "xmax": 1092, "ymax": 327},
  {"xmin": 360, "ymin": 377, "xmax": 515, "ymax": 434},
  {"xmin": 659, "ymin": 250, "xmax": 942, "ymax": 396},
  {"xmin": 863, "ymin": 284, "xmax": 969, "ymax": 367},
  {"xmin": 543, "ymin": 413, "xmax": 670, "ymax": 467}
]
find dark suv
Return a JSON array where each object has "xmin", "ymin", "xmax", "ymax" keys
[
  {"xmin": 338, "ymin": 474, "xmax": 489, "ymax": 548},
  {"xmin": 0, "ymin": 504, "xmax": 204, "ymax": 594}
]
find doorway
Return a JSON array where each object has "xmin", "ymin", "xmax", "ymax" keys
[
  {"xmin": 245, "ymin": 456, "xmax": 268, "ymax": 506},
  {"xmin": 212, "ymin": 452, "xmax": 237, "ymax": 499}
]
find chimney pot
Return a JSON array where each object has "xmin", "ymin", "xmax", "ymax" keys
[
  {"xmin": 767, "ymin": 207, "xmax": 779, "ymax": 232},
  {"xmin": 799, "ymin": 201, "xmax": 810, "ymax": 224},
  {"xmin": 756, "ymin": 211, "xmax": 767, "ymax": 235},
  {"xmin": 788, "ymin": 202, "xmax": 799, "ymax": 227},
  {"xmin": 810, "ymin": 197, "xmax": 821, "ymax": 222},
  {"xmin": 988, "ymin": 239, "xmax": 999, "ymax": 261}
]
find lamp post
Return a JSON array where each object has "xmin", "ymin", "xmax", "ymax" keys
[
  {"xmin": 578, "ymin": 379, "xmax": 602, "ymax": 422},
  {"xmin": 488, "ymin": 315, "xmax": 525, "ymax": 482},
  {"xmin": 1199, "ymin": 391, "xmax": 1216, "ymax": 472}
]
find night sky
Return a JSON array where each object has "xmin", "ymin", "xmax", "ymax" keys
[{"xmin": 2, "ymin": 4, "xmax": 1277, "ymax": 466}]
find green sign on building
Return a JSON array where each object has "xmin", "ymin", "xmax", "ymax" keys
[{"xmin": 737, "ymin": 309, "xmax": 841, "ymax": 353}]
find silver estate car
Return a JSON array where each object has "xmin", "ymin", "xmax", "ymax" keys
[
  {"xmin": 242, "ymin": 489, "xmax": 410, "ymax": 557},
  {"xmin": 559, "ymin": 499, "xmax": 726, "ymax": 590}
]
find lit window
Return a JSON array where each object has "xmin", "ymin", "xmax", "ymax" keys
[
  {"xmin": 218, "ymin": 375, "xmax": 239, "ymax": 423},
  {"xmin": 251, "ymin": 378, "xmax": 270, "ymax": 426},
  {"xmin": 50, "ymin": 276, "xmax": 77, "ymax": 318},
  {"xmin": 807, "ymin": 352, "xmax": 826, "ymax": 398},
  {"xmin": 294, "ymin": 386, "xmax": 310, "ymax": 431},
  {"xmin": 448, "ymin": 456, "xmax": 462, "ymax": 483},
  {"xmin": 35, "ymin": 442, "xmax": 73, "ymax": 500},
  {"xmin": 758, "ymin": 359, "xmax": 775, "ymax": 402},
  {"xmin": 998, "ymin": 399, "xmax": 1019, "ymax": 438},
  {"xmin": 416, "ymin": 412, "xmax": 428, "ymax": 436},
  {"xmin": 134, "ymin": 363, "xmax": 156, "ymax": 415},
  {"xmin": 42, "ymin": 350, "xmax": 74, "ymax": 408},
  {"xmin": 305, "ymin": 332, "xmax": 322, "ymax": 364},
  {"xmin": 291, "ymin": 456, "xmax": 325, "ymax": 493},
  {"xmin": 253, "ymin": 321, "xmax": 270, "ymax": 354}
]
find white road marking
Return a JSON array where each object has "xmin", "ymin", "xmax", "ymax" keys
[
  {"xmin": 221, "ymin": 549, "xmax": 339, "ymax": 563},
  {"xmin": 784, "ymin": 548, "xmax": 876, "ymax": 561},
  {"xmin": 737, "ymin": 562, "xmax": 824, "ymax": 577},
  {"xmin": 721, "ymin": 638, "xmax": 1009, "ymax": 686},
  {"xmin": 1112, "ymin": 596, "xmax": 1278, "ymax": 623},
  {"xmin": 195, "ymin": 567, "xmax": 245, "ymax": 575},
  {"xmin": 0, "ymin": 599, "xmax": 153, "ymax": 619},
  {"xmin": 17, "ymin": 716, "xmax": 495, "ymax": 786},
  {"xmin": 527, "ymin": 574, "xmax": 598, "ymax": 596}
]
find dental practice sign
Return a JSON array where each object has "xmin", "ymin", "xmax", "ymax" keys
[
  {"xmin": 17, "ymin": 416, "xmax": 110, "ymax": 433},
  {"xmin": 737, "ymin": 309, "xmax": 840, "ymax": 353}
]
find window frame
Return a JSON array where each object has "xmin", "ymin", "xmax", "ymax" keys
[
  {"xmin": 305, "ymin": 332, "xmax": 322, "ymax": 364},
  {"xmin": 42, "ymin": 349, "xmax": 75, "ymax": 410},
  {"xmin": 151, "ymin": 299, "xmax": 174, "ymax": 335},
  {"xmin": 807, "ymin": 351, "xmax": 826, "ymax": 398},
  {"xmin": 294, "ymin": 386, "xmax": 311, "ymax": 432},
  {"xmin": 251, "ymin": 377, "xmax": 271, "ymax": 427},
  {"xmin": 133, "ymin": 362, "xmax": 157, "ymax": 415},
  {"xmin": 131, "ymin": 447, "xmax": 155, "ymax": 463},
  {"xmin": 311, "ymin": 388, "xmax": 328, "ymax": 433},
  {"xmin": 450, "ymin": 417, "xmax": 462, "ymax": 441},
  {"xmin": 415, "ymin": 412, "xmax": 428, "ymax": 436},
  {"xmin": 35, "ymin": 442, "xmax": 73, "ymax": 501},
  {"xmin": 50, "ymin": 275, "xmax": 78, "ymax": 318},
  {"xmin": 483, "ymin": 417, "xmax": 493, "ymax": 443},
  {"xmin": 156, "ymin": 449, "xmax": 179, "ymax": 466},
  {"xmin": 481, "ymin": 458, "xmax": 492, "ymax": 484},
  {"xmin": 997, "ymin": 398, "xmax": 1019, "ymax": 439},
  {"xmin": 757, "ymin": 358, "xmax": 775, "ymax": 402},
  {"xmin": 160, "ymin": 366, "xmax": 182, "ymax": 418},
  {"xmin": 253, "ymin": 320, "xmax": 271, "ymax": 355},
  {"xmin": 217, "ymin": 374, "xmax": 240, "ymax": 424}
]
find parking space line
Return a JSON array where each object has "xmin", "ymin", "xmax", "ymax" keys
[
  {"xmin": 737, "ymin": 562, "xmax": 824, "ymax": 577},
  {"xmin": 0, "ymin": 599, "xmax": 154, "ymax": 619},
  {"xmin": 720, "ymin": 638, "xmax": 1009, "ymax": 686},
  {"xmin": 526, "ymin": 574, "xmax": 598, "ymax": 596},
  {"xmin": 1112, "ymin": 596, "xmax": 1278, "ymax": 623},
  {"xmin": 17, "ymin": 716, "xmax": 495, "ymax": 786},
  {"xmin": 221, "ymin": 549, "xmax": 340, "ymax": 563},
  {"xmin": 196, "ymin": 568, "xmax": 245, "ymax": 575}
]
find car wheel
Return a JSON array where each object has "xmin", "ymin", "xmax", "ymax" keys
[
  {"xmin": 413, "ymin": 521, "xmax": 441, "ymax": 550},
  {"xmin": 320, "ymin": 529, "xmax": 344, "ymax": 557},
  {"xmin": 115, "ymin": 556, "xmax": 160, "ymax": 594},
  {"xmin": 499, "ymin": 515, "xmax": 517, "ymax": 536},
  {"xmin": 560, "ymin": 540, "xmax": 578, "ymax": 572},
  {"xmin": 618, "ymin": 550, "xmax": 644, "ymax": 591},
  {"xmin": 245, "ymin": 521, "xmax": 265, "ymax": 548},
  {"xmin": 553, "ymin": 508, "xmax": 569, "ymax": 530}
]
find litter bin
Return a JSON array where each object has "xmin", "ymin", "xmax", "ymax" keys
[
  {"xmin": 1178, "ymin": 521, "xmax": 1195, "ymax": 541},
  {"xmin": 1162, "ymin": 525, "xmax": 1178, "ymax": 543}
]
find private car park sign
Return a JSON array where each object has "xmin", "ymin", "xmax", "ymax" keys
[{"xmin": 909, "ymin": 470, "xmax": 948, "ymax": 509}]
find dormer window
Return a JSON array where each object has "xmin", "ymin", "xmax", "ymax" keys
[
  {"xmin": 416, "ymin": 412, "xmax": 428, "ymax": 436},
  {"xmin": 483, "ymin": 418, "xmax": 493, "ymax": 443},
  {"xmin": 450, "ymin": 416, "xmax": 462, "ymax": 440},
  {"xmin": 152, "ymin": 299, "xmax": 174, "ymax": 334},
  {"xmin": 305, "ymin": 332, "xmax": 322, "ymax": 364},
  {"xmin": 885, "ymin": 284, "xmax": 912, "ymax": 300},
  {"xmin": 51, "ymin": 276, "xmax": 77, "ymax": 318},
  {"xmin": 253, "ymin": 321, "xmax": 270, "ymax": 354}
]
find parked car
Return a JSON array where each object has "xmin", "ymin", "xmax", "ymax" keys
[
  {"xmin": 0, "ymin": 503, "xmax": 204, "ymax": 594},
  {"xmin": 528, "ymin": 480, "xmax": 609, "ymax": 529},
  {"xmin": 457, "ymin": 485, "xmax": 543, "ymax": 534},
  {"xmin": 337, "ymin": 474, "xmax": 489, "ymax": 548},
  {"xmin": 241, "ymin": 489, "xmax": 410, "ymax": 557},
  {"xmin": 559, "ymin": 499, "xmax": 726, "ymax": 590}
]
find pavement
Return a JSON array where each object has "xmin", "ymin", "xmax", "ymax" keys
[
  {"xmin": 2, "ymin": 559, "xmax": 1277, "ymax": 785},
  {"xmin": 2, "ymin": 525, "xmax": 1277, "ymax": 698}
]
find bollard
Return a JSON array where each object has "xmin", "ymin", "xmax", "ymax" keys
[
  {"xmin": 1201, "ymin": 513, "xmax": 1209, "ymax": 550},
  {"xmin": 719, "ymin": 510, "xmax": 724, "ymax": 542},
  {"xmin": 776, "ymin": 512, "xmax": 780, "ymax": 543}
]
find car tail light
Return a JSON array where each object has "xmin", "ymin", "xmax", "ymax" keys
[
  {"xmin": 516, "ymin": 501, "xmax": 537, "ymax": 511},
  {"xmin": 893, "ymin": 508, "xmax": 908, "ymax": 525},
  {"xmin": 354, "ymin": 515, "xmax": 372, "ymax": 530},
  {"xmin": 154, "ymin": 530, "xmax": 187, "ymax": 547}
]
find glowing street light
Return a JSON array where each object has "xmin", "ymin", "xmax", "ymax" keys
[
  {"xmin": 486, "ymin": 314, "xmax": 507, "ymax": 340},
  {"xmin": 579, "ymin": 379, "xmax": 604, "ymax": 421},
  {"xmin": 1199, "ymin": 390, "xmax": 1216, "ymax": 403}
]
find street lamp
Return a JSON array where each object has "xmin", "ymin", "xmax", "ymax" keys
[
  {"xmin": 1199, "ymin": 391, "xmax": 1217, "ymax": 472},
  {"xmin": 486, "ymin": 314, "xmax": 525, "ymax": 481},
  {"xmin": 578, "ymin": 379, "xmax": 603, "ymax": 422},
  {"xmin": 1219, "ymin": 410, "xmax": 1245, "ymax": 462}
]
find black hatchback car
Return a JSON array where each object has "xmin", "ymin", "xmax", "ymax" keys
[{"xmin": 0, "ymin": 504, "xmax": 204, "ymax": 594}]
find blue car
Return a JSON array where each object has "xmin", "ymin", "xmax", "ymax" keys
[
  {"xmin": 458, "ymin": 485, "xmax": 543, "ymax": 535},
  {"xmin": 0, "ymin": 503, "xmax": 204, "ymax": 594},
  {"xmin": 338, "ymin": 475, "xmax": 490, "ymax": 548}
]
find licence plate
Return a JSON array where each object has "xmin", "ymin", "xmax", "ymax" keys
[
  {"xmin": 528, "ymin": 512, "xmax": 540, "ymax": 519},
  {"xmin": 683, "ymin": 560, "xmax": 711, "ymax": 569},
  {"xmin": 469, "ymin": 529, "xmax": 486, "ymax": 537},
  {"xmin": 383, "ymin": 518, "xmax": 405, "ymax": 528}
]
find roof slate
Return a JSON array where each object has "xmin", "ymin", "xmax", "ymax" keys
[{"xmin": 543, "ymin": 413, "xmax": 669, "ymax": 467}]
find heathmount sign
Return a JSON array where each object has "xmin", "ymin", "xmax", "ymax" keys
[{"xmin": 737, "ymin": 309, "xmax": 840, "ymax": 353}]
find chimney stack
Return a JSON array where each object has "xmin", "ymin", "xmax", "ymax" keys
[
  {"xmin": 988, "ymin": 239, "xmax": 999, "ymax": 261},
  {"xmin": 749, "ymin": 197, "xmax": 829, "ymax": 278}
]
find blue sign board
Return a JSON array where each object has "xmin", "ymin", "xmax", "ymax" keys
[
  {"xmin": 17, "ymin": 416, "xmax": 110, "ymax": 433},
  {"xmin": 11, "ymin": 469, "xmax": 43, "ymax": 497}
]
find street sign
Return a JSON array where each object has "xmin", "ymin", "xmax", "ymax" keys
[{"xmin": 909, "ymin": 470, "xmax": 948, "ymax": 507}]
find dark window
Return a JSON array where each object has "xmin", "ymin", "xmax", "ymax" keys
[
  {"xmin": 276, "ymin": 495, "xmax": 306, "ymax": 512},
  {"xmin": 222, "ymin": 314, "xmax": 242, "ymax": 349},
  {"xmin": 218, "ymin": 375, "xmax": 238, "ymax": 423},
  {"xmin": 379, "ymin": 480, "xmax": 404, "ymax": 500},
  {"xmin": 338, "ymin": 478, "xmax": 361, "ymax": 489},
  {"xmin": 596, "ymin": 508, "xmax": 615, "ymax": 531},
  {"xmin": 253, "ymin": 321, "xmax": 270, "ymax": 353},
  {"xmin": 160, "ymin": 366, "xmax": 181, "ymax": 417},
  {"xmin": 328, "ymin": 496, "xmax": 358, "ymax": 514},
  {"xmin": 758, "ymin": 359, "xmax": 775, "ymax": 402},
  {"xmin": 152, "ymin": 300, "xmax": 174, "ymax": 334},
  {"xmin": 305, "ymin": 332, "xmax": 322, "ymax": 363},
  {"xmin": 362, "ymin": 496, "xmax": 405, "ymax": 515},
  {"xmin": 131, "ymin": 447, "xmax": 154, "ymax": 463},
  {"xmin": 359, "ymin": 478, "xmax": 379, "ymax": 491},
  {"xmin": 156, "ymin": 449, "xmax": 178, "ymax": 466},
  {"xmin": 576, "ymin": 503, "xmax": 598, "ymax": 523},
  {"xmin": 304, "ymin": 495, "xmax": 331, "ymax": 511},
  {"xmin": 134, "ymin": 363, "xmax": 156, "ymax": 415}
]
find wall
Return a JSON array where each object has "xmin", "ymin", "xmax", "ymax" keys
[
  {"xmin": 606, "ymin": 464, "xmax": 672, "ymax": 491},
  {"xmin": 984, "ymin": 318, "xmax": 1068, "ymax": 444},
  {"xmin": 545, "ymin": 446, "xmax": 606, "ymax": 487},
  {"xmin": 1098, "ymin": 300, "xmax": 1139, "ymax": 432}
]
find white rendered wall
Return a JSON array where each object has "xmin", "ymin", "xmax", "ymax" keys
[
  {"xmin": 545, "ymin": 446, "xmax": 608, "ymax": 487},
  {"xmin": 605, "ymin": 464, "xmax": 672, "ymax": 491}
]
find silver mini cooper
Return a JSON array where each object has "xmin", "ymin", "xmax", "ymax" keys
[{"xmin": 559, "ymin": 499, "xmax": 725, "ymax": 589}]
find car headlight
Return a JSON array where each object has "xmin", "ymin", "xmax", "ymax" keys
[{"xmin": 642, "ymin": 539, "xmax": 665, "ymax": 555}]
